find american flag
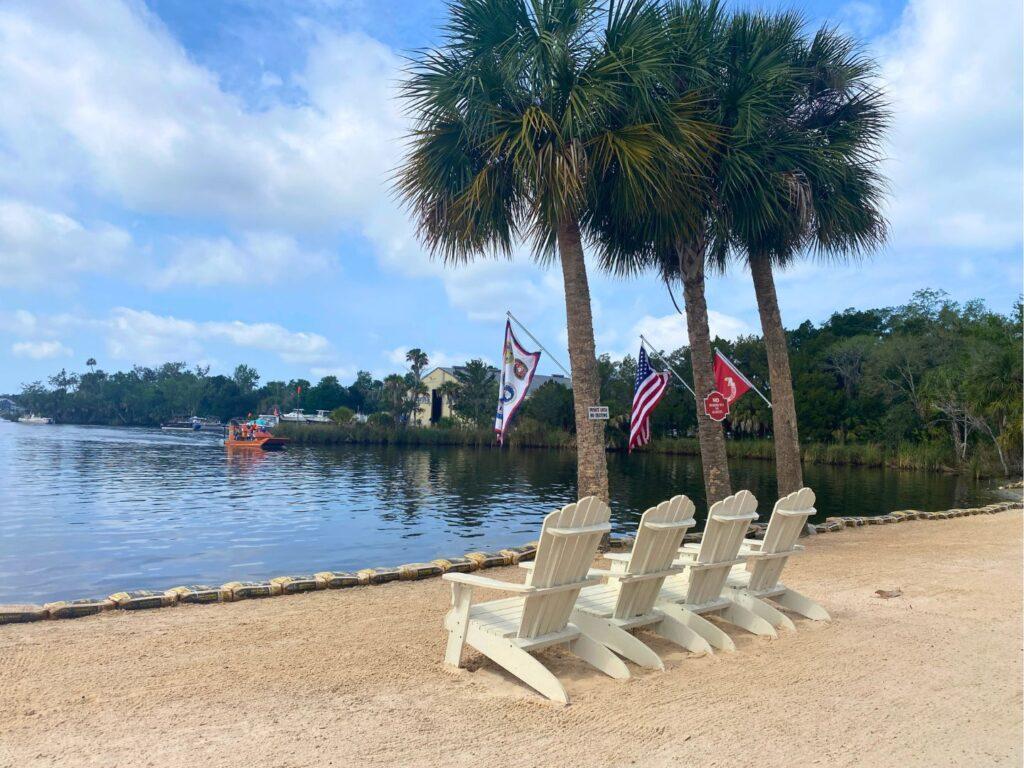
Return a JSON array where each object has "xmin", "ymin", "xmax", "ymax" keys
[{"xmin": 629, "ymin": 346, "xmax": 670, "ymax": 452}]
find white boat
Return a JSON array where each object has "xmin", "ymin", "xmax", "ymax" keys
[
  {"xmin": 258, "ymin": 413, "xmax": 280, "ymax": 428},
  {"xmin": 278, "ymin": 409, "xmax": 332, "ymax": 424},
  {"xmin": 161, "ymin": 416, "xmax": 223, "ymax": 432},
  {"xmin": 18, "ymin": 414, "xmax": 53, "ymax": 425}
]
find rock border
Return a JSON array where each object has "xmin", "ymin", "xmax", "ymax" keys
[{"xmin": 2, "ymin": 501, "xmax": 1020, "ymax": 625}]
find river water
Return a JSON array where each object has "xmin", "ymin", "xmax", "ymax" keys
[{"xmin": 0, "ymin": 421, "xmax": 993, "ymax": 603}]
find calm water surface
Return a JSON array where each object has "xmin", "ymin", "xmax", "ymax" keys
[{"xmin": 0, "ymin": 421, "xmax": 994, "ymax": 602}]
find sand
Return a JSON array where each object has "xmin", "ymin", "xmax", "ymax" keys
[{"xmin": 1, "ymin": 512, "xmax": 1021, "ymax": 768}]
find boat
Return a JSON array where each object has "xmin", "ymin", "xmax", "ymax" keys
[
  {"xmin": 18, "ymin": 414, "xmax": 52, "ymax": 425},
  {"xmin": 277, "ymin": 408, "xmax": 331, "ymax": 424},
  {"xmin": 223, "ymin": 420, "xmax": 289, "ymax": 451},
  {"xmin": 257, "ymin": 413, "xmax": 280, "ymax": 428},
  {"xmin": 161, "ymin": 416, "xmax": 224, "ymax": 432}
]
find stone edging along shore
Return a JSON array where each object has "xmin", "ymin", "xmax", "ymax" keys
[{"xmin": 1, "ymin": 500, "xmax": 1020, "ymax": 625}]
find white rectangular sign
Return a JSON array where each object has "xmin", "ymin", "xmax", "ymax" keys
[{"xmin": 587, "ymin": 406, "xmax": 610, "ymax": 420}]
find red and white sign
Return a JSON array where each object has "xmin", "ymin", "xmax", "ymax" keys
[
  {"xmin": 703, "ymin": 391, "xmax": 730, "ymax": 422},
  {"xmin": 713, "ymin": 351, "xmax": 753, "ymax": 405}
]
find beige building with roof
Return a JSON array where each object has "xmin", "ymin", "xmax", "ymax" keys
[{"xmin": 412, "ymin": 366, "xmax": 571, "ymax": 426}]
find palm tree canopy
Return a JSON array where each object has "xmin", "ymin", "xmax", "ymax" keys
[
  {"xmin": 395, "ymin": 0, "xmax": 714, "ymax": 262},
  {"xmin": 591, "ymin": 5, "xmax": 889, "ymax": 277},
  {"xmin": 721, "ymin": 19, "xmax": 891, "ymax": 268}
]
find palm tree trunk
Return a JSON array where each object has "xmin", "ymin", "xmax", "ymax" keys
[
  {"xmin": 557, "ymin": 218, "xmax": 609, "ymax": 504},
  {"xmin": 749, "ymin": 255, "xmax": 803, "ymax": 495},
  {"xmin": 677, "ymin": 238, "xmax": 731, "ymax": 504}
]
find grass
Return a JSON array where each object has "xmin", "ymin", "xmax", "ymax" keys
[{"xmin": 276, "ymin": 422, "xmax": 1015, "ymax": 477}]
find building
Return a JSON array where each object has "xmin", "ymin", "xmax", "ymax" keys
[{"xmin": 413, "ymin": 366, "xmax": 571, "ymax": 426}]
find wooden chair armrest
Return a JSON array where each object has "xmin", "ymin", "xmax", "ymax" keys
[
  {"xmin": 603, "ymin": 552, "xmax": 632, "ymax": 563},
  {"xmin": 546, "ymin": 522, "xmax": 612, "ymax": 537},
  {"xmin": 672, "ymin": 556, "xmax": 747, "ymax": 571},
  {"xmin": 741, "ymin": 539, "xmax": 764, "ymax": 550},
  {"xmin": 442, "ymin": 572, "xmax": 535, "ymax": 593}
]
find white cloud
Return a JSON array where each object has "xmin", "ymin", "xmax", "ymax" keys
[
  {"xmin": 0, "ymin": 4, "xmax": 401, "ymax": 227},
  {"xmin": 879, "ymin": 0, "xmax": 1023, "ymax": 249},
  {"xmin": 385, "ymin": 346, "xmax": 488, "ymax": 372},
  {"xmin": 629, "ymin": 311, "xmax": 751, "ymax": 355},
  {"xmin": 105, "ymin": 308, "xmax": 333, "ymax": 365},
  {"xmin": 11, "ymin": 339, "xmax": 72, "ymax": 359},
  {"xmin": 0, "ymin": 199, "xmax": 130, "ymax": 287},
  {"xmin": 153, "ymin": 232, "xmax": 331, "ymax": 288}
]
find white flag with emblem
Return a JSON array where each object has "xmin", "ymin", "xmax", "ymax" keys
[{"xmin": 494, "ymin": 320, "xmax": 540, "ymax": 445}]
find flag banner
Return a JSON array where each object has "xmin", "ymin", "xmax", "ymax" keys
[
  {"xmin": 494, "ymin": 320, "xmax": 540, "ymax": 445},
  {"xmin": 629, "ymin": 346, "xmax": 670, "ymax": 452},
  {"xmin": 713, "ymin": 350, "xmax": 754, "ymax": 405}
]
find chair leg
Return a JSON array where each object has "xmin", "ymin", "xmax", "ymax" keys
[
  {"xmin": 568, "ymin": 632, "xmax": 631, "ymax": 680},
  {"xmin": 718, "ymin": 600, "xmax": 778, "ymax": 638},
  {"xmin": 772, "ymin": 585, "xmax": 831, "ymax": 622},
  {"xmin": 466, "ymin": 626, "xmax": 569, "ymax": 704},
  {"xmin": 655, "ymin": 601, "xmax": 735, "ymax": 652},
  {"xmin": 727, "ymin": 589, "xmax": 796, "ymax": 632},
  {"xmin": 571, "ymin": 611, "xmax": 663, "ymax": 670},
  {"xmin": 443, "ymin": 583, "xmax": 473, "ymax": 667},
  {"xmin": 652, "ymin": 611, "xmax": 713, "ymax": 655}
]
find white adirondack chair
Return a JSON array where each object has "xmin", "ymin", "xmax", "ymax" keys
[
  {"xmin": 652, "ymin": 490, "xmax": 778, "ymax": 651},
  {"xmin": 442, "ymin": 497, "xmax": 629, "ymax": 704},
  {"xmin": 723, "ymin": 487, "xmax": 830, "ymax": 629},
  {"xmin": 557, "ymin": 495, "xmax": 713, "ymax": 670}
]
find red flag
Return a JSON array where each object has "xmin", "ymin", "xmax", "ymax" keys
[
  {"xmin": 713, "ymin": 351, "xmax": 753, "ymax": 405},
  {"xmin": 296, "ymin": 385, "xmax": 302, "ymax": 395}
]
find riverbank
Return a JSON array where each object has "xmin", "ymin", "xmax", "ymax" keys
[
  {"xmin": 276, "ymin": 422, "xmax": 1016, "ymax": 476},
  {"xmin": 2, "ymin": 512, "xmax": 1020, "ymax": 768}
]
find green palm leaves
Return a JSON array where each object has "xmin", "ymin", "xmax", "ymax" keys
[{"xmin": 396, "ymin": 0, "xmax": 712, "ymax": 263}]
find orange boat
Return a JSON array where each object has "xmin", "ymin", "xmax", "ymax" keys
[{"xmin": 224, "ymin": 421, "xmax": 289, "ymax": 451}]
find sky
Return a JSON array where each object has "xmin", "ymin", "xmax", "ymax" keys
[{"xmin": 0, "ymin": 0, "xmax": 1020, "ymax": 392}]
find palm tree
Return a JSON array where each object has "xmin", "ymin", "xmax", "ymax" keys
[
  {"xmin": 396, "ymin": 0, "xmax": 710, "ymax": 501},
  {"xmin": 729, "ymin": 23, "xmax": 889, "ymax": 495},
  {"xmin": 86, "ymin": 358, "xmax": 97, "ymax": 372},
  {"xmin": 593, "ymin": 2, "xmax": 804, "ymax": 504},
  {"xmin": 406, "ymin": 348, "xmax": 429, "ymax": 382},
  {"xmin": 405, "ymin": 348, "xmax": 430, "ymax": 424}
]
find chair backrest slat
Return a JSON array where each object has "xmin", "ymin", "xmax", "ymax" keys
[
  {"xmin": 748, "ymin": 487, "xmax": 815, "ymax": 592},
  {"xmin": 686, "ymin": 490, "xmax": 758, "ymax": 605},
  {"xmin": 613, "ymin": 495, "xmax": 696, "ymax": 620},
  {"xmin": 518, "ymin": 497, "xmax": 610, "ymax": 639}
]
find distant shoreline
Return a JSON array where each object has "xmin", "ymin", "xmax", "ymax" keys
[{"xmin": 274, "ymin": 422, "xmax": 1011, "ymax": 478}]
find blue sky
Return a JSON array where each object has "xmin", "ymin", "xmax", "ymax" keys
[{"xmin": 0, "ymin": 0, "xmax": 1020, "ymax": 392}]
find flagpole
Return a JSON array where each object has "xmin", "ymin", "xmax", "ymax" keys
[
  {"xmin": 506, "ymin": 311, "xmax": 572, "ymax": 378},
  {"xmin": 639, "ymin": 335, "xmax": 696, "ymax": 399},
  {"xmin": 715, "ymin": 348, "xmax": 772, "ymax": 408}
]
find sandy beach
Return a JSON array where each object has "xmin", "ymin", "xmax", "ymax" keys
[{"xmin": 1, "ymin": 511, "xmax": 1021, "ymax": 768}]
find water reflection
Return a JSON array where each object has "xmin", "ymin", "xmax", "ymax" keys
[{"xmin": 0, "ymin": 421, "xmax": 991, "ymax": 603}]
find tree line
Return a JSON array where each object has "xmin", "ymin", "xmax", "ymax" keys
[{"xmin": 10, "ymin": 290, "xmax": 1020, "ymax": 476}]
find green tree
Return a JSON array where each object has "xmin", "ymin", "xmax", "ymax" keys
[
  {"xmin": 233, "ymin": 364, "xmax": 260, "ymax": 393},
  {"xmin": 450, "ymin": 360, "xmax": 498, "ymax": 427},
  {"xmin": 396, "ymin": 0, "xmax": 709, "ymax": 502},
  {"xmin": 592, "ymin": 2, "xmax": 773, "ymax": 502}
]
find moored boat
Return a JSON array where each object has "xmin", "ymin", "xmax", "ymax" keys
[
  {"xmin": 162, "ymin": 416, "xmax": 224, "ymax": 432},
  {"xmin": 17, "ymin": 413, "xmax": 53, "ymax": 425}
]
